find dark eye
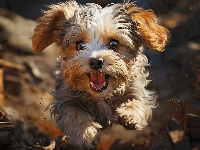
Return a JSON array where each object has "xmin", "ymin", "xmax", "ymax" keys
[
  {"xmin": 108, "ymin": 39, "xmax": 119, "ymax": 50},
  {"xmin": 76, "ymin": 41, "xmax": 86, "ymax": 50}
]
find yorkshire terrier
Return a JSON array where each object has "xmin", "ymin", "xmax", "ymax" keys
[{"xmin": 32, "ymin": 1, "xmax": 169, "ymax": 149}]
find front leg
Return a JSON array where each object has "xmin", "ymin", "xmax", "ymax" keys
[
  {"xmin": 51, "ymin": 104, "xmax": 102, "ymax": 149},
  {"xmin": 116, "ymin": 99, "xmax": 153, "ymax": 130}
]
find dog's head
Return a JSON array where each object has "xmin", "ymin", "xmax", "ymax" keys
[{"xmin": 32, "ymin": 1, "xmax": 169, "ymax": 100}]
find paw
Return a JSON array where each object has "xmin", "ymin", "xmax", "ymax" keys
[
  {"xmin": 83, "ymin": 122, "xmax": 102, "ymax": 149},
  {"xmin": 116, "ymin": 100, "xmax": 150, "ymax": 130},
  {"xmin": 116, "ymin": 113, "xmax": 136, "ymax": 130}
]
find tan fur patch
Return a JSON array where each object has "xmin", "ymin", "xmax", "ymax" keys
[
  {"xmin": 60, "ymin": 43, "xmax": 76, "ymax": 60},
  {"xmin": 32, "ymin": 1, "xmax": 77, "ymax": 53},
  {"xmin": 126, "ymin": 4, "xmax": 170, "ymax": 52}
]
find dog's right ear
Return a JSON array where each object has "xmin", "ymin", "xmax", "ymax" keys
[{"xmin": 32, "ymin": 1, "xmax": 77, "ymax": 53}]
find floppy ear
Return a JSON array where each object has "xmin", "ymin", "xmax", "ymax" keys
[
  {"xmin": 32, "ymin": 1, "xmax": 77, "ymax": 53},
  {"xmin": 126, "ymin": 4, "xmax": 170, "ymax": 52}
]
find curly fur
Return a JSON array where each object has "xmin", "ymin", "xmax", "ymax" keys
[{"xmin": 32, "ymin": 1, "xmax": 169, "ymax": 149}]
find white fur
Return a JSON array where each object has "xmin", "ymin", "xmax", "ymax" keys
[{"xmin": 116, "ymin": 53, "xmax": 157, "ymax": 130}]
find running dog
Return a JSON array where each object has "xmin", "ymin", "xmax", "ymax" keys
[{"xmin": 32, "ymin": 1, "xmax": 169, "ymax": 149}]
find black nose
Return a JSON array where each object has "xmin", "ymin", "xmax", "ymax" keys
[{"xmin": 89, "ymin": 58, "xmax": 103, "ymax": 70}]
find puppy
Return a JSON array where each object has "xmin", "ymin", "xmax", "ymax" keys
[{"xmin": 32, "ymin": 1, "xmax": 169, "ymax": 149}]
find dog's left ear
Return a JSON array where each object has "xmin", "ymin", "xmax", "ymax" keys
[{"xmin": 126, "ymin": 4, "xmax": 170, "ymax": 52}]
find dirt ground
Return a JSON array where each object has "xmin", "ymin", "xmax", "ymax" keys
[{"xmin": 0, "ymin": 0, "xmax": 200, "ymax": 149}]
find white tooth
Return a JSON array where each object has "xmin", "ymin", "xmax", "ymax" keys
[{"xmin": 103, "ymin": 82, "xmax": 106, "ymax": 86}]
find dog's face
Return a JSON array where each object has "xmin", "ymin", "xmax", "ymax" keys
[
  {"xmin": 59, "ymin": 4, "xmax": 138, "ymax": 100},
  {"xmin": 32, "ymin": 1, "xmax": 169, "ymax": 100}
]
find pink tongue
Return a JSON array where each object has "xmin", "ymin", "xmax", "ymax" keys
[{"xmin": 90, "ymin": 72, "xmax": 106, "ymax": 89}]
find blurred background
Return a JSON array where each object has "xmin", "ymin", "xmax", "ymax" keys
[{"xmin": 0, "ymin": 0, "xmax": 200, "ymax": 149}]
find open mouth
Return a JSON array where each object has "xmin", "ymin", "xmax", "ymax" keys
[{"xmin": 88, "ymin": 72, "xmax": 109, "ymax": 92}]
